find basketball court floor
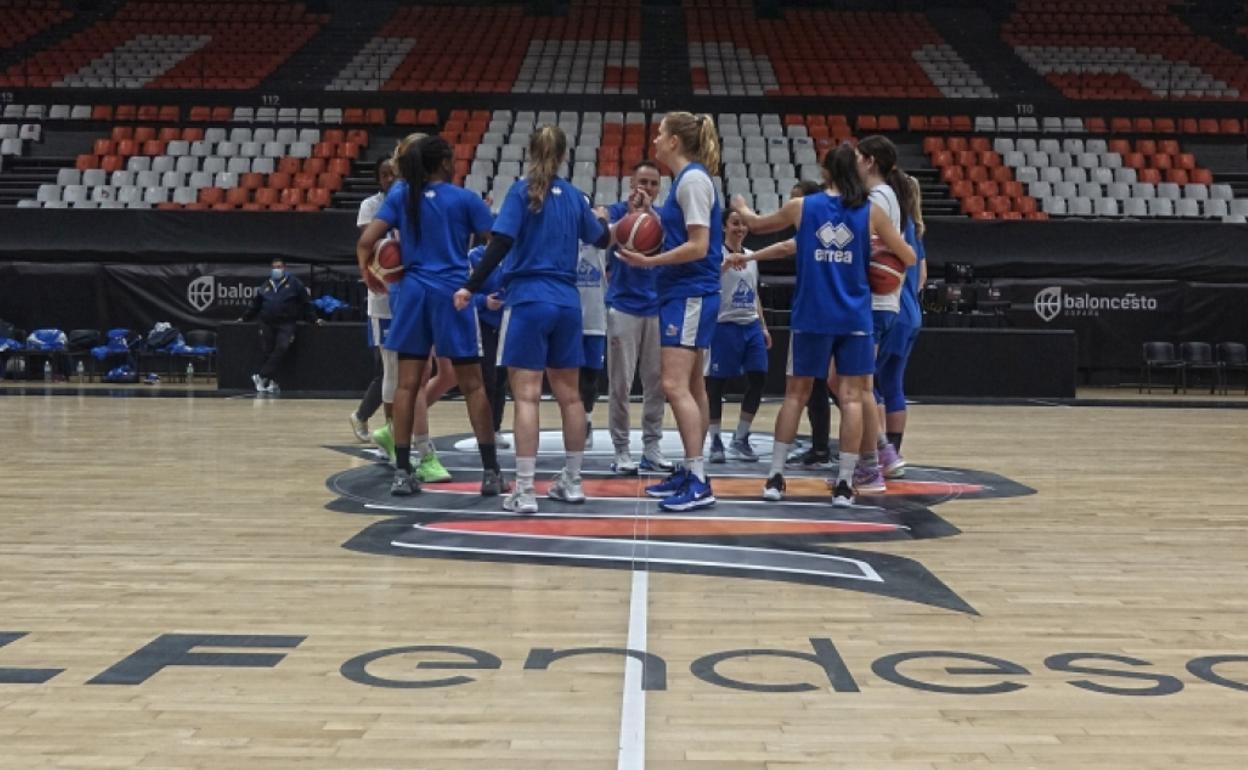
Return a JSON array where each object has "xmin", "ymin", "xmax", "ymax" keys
[{"xmin": 1, "ymin": 391, "xmax": 1246, "ymax": 768}]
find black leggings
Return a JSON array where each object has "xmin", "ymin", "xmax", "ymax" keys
[
  {"xmin": 707, "ymin": 371, "xmax": 766, "ymax": 422},
  {"xmin": 356, "ymin": 346, "xmax": 384, "ymax": 421},
  {"xmin": 579, "ymin": 367, "xmax": 600, "ymax": 415},
  {"xmin": 480, "ymin": 324, "xmax": 507, "ymax": 433},
  {"xmin": 807, "ymin": 379, "xmax": 831, "ymax": 451}
]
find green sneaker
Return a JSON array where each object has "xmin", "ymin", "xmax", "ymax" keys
[
  {"xmin": 416, "ymin": 448, "xmax": 452, "ymax": 483},
  {"xmin": 371, "ymin": 424, "xmax": 396, "ymax": 465}
]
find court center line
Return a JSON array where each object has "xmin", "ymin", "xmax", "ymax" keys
[{"xmin": 618, "ymin": 567, "xmax": 647, "ymax": 770}]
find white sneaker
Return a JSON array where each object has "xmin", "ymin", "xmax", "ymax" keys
[
  {"xmin": 495, "ymin": 432, "xmax": 511, "ymax": 449},
  {"xmin": 641, "ymin": 445, "xmax": 673, "ymax": 472},
  {"xmin": 611, "ymin": 449, "xmax": 638, "ymax": 476},
  {"xmin": 349, "ymin": 413, "xmax": 370, "ymax": 442},
  {"xmin": 264, "ymin": 379, "xmax": 280, "ymax": 394},
  {"xmin": 251, "ymin": 373, "xmax": 265, "ymax": 392},
  {"xmin": 547, "ymin": 468, "xmax": 586, "ymax": 503},
  {"xmin": 503, "ymin": 486, "xmax": 538, "ymax": 514}
]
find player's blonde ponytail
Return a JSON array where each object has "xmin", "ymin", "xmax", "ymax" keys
[{"xmin": 527, "ymin": 125, "xmax": 566, "ymax": 213}]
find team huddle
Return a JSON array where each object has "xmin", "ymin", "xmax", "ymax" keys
[{"xmin": 353, "ymin": 112, "xmax": 927, "ymax": 513}]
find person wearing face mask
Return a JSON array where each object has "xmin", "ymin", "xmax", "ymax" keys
[{"xmin": 238, "ymin": 257, "xmax": 322, "ymax": 393}]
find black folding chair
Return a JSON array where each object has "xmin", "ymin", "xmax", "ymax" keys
[
  {"xmin": 1140, "ymin": 341, "xmax": 1184, "ymax": 394},
  {"xmin": 1178, "ymin": 342, "xmax": 1220, "ymax": 395},
  {"xmin": 1216, "ymin": 342, "xmax": 1248, "ymax": 395}
]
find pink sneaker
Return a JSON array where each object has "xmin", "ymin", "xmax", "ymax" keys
[
  {"xmin": 879, "ymin": 443, "xmax": 906, "ymax": 479},
  {"xmin": 853, "ymin": 463, "xmax": 887, "ymax": 495}
]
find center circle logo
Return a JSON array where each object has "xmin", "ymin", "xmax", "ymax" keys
[{"xmin": 326, "ymin": 430, "xmax": 1034, "ymax": 615}]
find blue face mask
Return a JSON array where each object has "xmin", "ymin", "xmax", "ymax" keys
[{"xmin": 270, "ymin": 268, "xmax": 284, "ymax": 281}]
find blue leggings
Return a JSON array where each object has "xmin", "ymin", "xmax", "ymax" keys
[{"xmin": 875, "ymin": 349, "xmax": 908, "ymax": 414}]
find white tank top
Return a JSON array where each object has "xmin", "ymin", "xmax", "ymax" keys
[{"xmin": 869, "ymin": 183, "xmax": 902, "ymax": 314}]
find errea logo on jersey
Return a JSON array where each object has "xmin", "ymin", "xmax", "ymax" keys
[{"xmin": 814, "ymin": 221, "xmax": 854, "ymax": 264}]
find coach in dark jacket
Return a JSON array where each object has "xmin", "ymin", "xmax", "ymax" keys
[{"xmin": 238, "ymin": 258, "xmax": 322, "ymax": 392}]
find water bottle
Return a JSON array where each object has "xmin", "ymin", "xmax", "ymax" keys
[
  {"xmin": 43, "ymin": 360, "xmax": 52, "ymax": 382},
  {"xmin": 186, "ymin": 361, "xmax": 195, "ymax": 381},
  {"xmin": 75, "ymin": 360, "xmax": 85, "ymax": 383}
]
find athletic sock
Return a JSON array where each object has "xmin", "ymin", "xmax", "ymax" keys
[
  {"xmin": 770, "ymin": 441, "xmax": 790, "ymax": 478},
  {"xmin": 687, "ymin": 457, "xmax": 706, "ymax": 482},
  {"xmin": 516, "ymin": 456, "xmax": 536, "ymax": 491},
  {"xmin": 887, "ymin": 432, "xmax": 904, "ymax": 451},
  {"xmin": 877, "ymin": 434, "xmax": 889, "ymax": 450},
  {"xmin": 479, "ymin": 442, "xmax": 499, "ymax": 472},
  {"xmin": 709, "ymin": 422, "xmax": 721, "ymax": 441},
  {"xmin": 837, "ymin": 452, "xmax": 859, "ymax": 485},
  {"xmin": 413, "ymin": 434, "xmax": 429, "ymax": 461},
  {"xmin": 566, "ymin": 451, "xmax": 584, "ymax": 477},
  {"xmin": 395, "ymin": 445, "xmax": 412, "ymax": 473},
  {"xmin": 734, "ymin": 417, "xmax": 753, "ymax": 442},
  {"xmin": 862, "ymin": 450, "xmax": 879, "ymax": 468}
]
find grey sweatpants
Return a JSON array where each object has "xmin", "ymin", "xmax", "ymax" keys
[{"xmin": 607, "ymin": 307, "xmax": 665, "ymax": 452}]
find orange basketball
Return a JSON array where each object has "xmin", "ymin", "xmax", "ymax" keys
[
  {"xmin": 869, "ymin": 242, "xmax": 906, "ymax": 295},
  {"xmin": 615, "ymin": 211, "xmax": 664, "ymax": 255},
  {"xmin": 369, "ymin": 237, "xmax": 403, "ymax": 284}
]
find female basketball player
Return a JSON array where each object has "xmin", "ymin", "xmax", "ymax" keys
[
  {"xmin": 357, "ymin": 135, "xmax": 503, "ymax": 497},
  {"xmin": 706, "ymin": 207, "xmax": 770, "ymax": 463},
  {"xmin": 467, "ymin": 243, "xmax": 508, "ymax": 448},
  {"xmin": 728, "ymin": 143, "xmax": 914, "ymax": 506},
  {"xmin": 853, "ymin": 134, "xmax": 915, "ymax": 491},
  {"xmin": 351, "ymin": 158, "xmax": 397, "ymax": 443},
  {"xmin": 576, "ymin": 237, "xmax": 608, "ymax": 451},
  {"xmin": 455, "ymin": 125, "xmax": 610, "ymax": 514},
  {"xmin": 874, "ymin": 174, "xmax": 926, "ymax": 474},
  {"xmin": 616, "ymin": 111, "xmax": 723, "ymax": 512}
]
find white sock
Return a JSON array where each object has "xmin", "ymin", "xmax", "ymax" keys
[
  {"xmin": 566, "ymin": 451, "xmax": 583, "ymax": 477},
  {"xmin": 770, "ymin": 441, "xmax": 790, "ymax": 477},
  {"xmin": 516, "ymin": 456, "xmax": 537, "ymax": 490},
  {"xmin": 734, "ymin": 417, "xmax": 753, "ymax": 441},
  {"xmin": 862, "ymin": 449, "xmax": 879, "ymax": 467},
  {"xmin": 413, "ymin": 434, "xmax": 429, "ymax": 460},
  {"xmin": 877, "ymin": 434, "xmax": 889, "ymax": 450},
  {"xmin": 838, "ymin": 452, "xmax": 859, "ymax": 485},
  {"xmin": 687, "ymin": 457, "xmax": 706, "ymax": 482},
  {"xmin": 709, "ymin": 422, "xmax": 721, "ymax": 441}
]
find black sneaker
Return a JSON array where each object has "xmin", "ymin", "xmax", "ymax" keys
[
  {"xmin": 787, "ymin": 447, "xmax": 832, "ymax": 469},
  {"xmin": 390, "ymin": 469, "xmax": 421, "ymax": 497},
  {"xmin": 831, "ymin": 480, "xmax": 854, "ymax": 508},
  {"xmin": 480, "ymin": 468, "xmax": 507, "ymax": 496},
  {"xmin": 762, "ymin": 473, "xmax": 785, "ymax": 501}
]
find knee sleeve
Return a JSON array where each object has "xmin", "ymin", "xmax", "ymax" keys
[{"xmin": 381, "ymin": 347, "xmax": 399, "ymax": 404}]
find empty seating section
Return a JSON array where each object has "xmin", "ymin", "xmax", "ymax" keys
[
  {"xmin": 458, "ymin": 110, "xmax": 662, "ymax": 211},
  {"xmin": 0, "ymin": 0, "xmax": 71, "ymax": 50},
  {"xmin": 1003, "ymin": 0, "xmax": 1248, "ymax": 100},
  {"xmin": 1, "ymin": 122, "xmax": 42, "ymax": 160},
  {"xmin": 685, "ymin": 1, "xmax": 991, "ymax": 98},
  {"xmin": 925, "ymin": 137, "xmax": 1046, "ymax": 221},
  {"xmin": 329, "ymin": 1, "xmax": 640, "ymax": 94},
  {"xmin": 1, "ymin": 1, "xmax": 326, "ymax": 89},
  {"xmin": 24, "ymin": 123, "xmax": 365, "ymax": 211},
  {"xmin": 929, "ymin": 135, "xmax": 1248, "ymax": 221}
]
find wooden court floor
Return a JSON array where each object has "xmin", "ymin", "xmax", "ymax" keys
[{"xmin": 1, "ymin": 393, "xmax": 1246, "ymax": 769}]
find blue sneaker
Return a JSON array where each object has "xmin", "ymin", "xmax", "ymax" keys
[
  {"xmin": 659, "ymin": 474, "xmax": 715, "ymax": 511},
  {"xmin": 645, "ymin": 468, "xmax": 688, "ymax": 498}
]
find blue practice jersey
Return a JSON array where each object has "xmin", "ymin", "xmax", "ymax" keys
[
  {"xmin": 656, "ymin": 162, "xmax": 722, "ymax": 301},
  {"xmin": 492, "ymin": 177, "xmax": 605, "ymax": 309},
  {"xmin": 791, "ymin": 192, "xmax": 873, "ymax": 335},
  {"xmin": 604, "ymin": 200, "xmax": 660, "ymax": 316},
  {"xmin": 375, "ymin": 180, "xmax": 493, "ymax": 292},
  {"xmin": 898, "ymin": 220, "xmax": 925, "ymax": 330}
]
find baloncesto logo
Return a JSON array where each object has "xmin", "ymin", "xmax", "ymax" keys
[
  {"xmin": 1033, "ymin": 285, "xmax": 1159, "ymax": 323},
  {"xmin": 328, "ymin": 432, "xmax": 1034, "ymax": 615}
]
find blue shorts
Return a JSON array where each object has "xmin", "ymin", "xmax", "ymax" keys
[
  {"xmin": 872, "ymin": 310, "xmax": 896, "ymax": 346},
  {"xmin": 706, "ymin": 320, "xmax": 768, "ymax": 378},
  {"xmin": 659, "ymin": 294, "xmax": 720, "ymax": 349},
  {"xmin": 385, "ymin": 276, "xmax": 482, "ymax": 360},
  {"xmin": 787, "ymin": 331, "xmax": 875, "ymax": 378},
  {"xmin": 582, "ymin": 334, "xmax": 606, "ymax": 371},
  {"xmin": 499, "ymin": 302, "xmax": 583, "ymax": 371},
  {"xmin": 366, "ymin": 316, "xmax": 391, "ymax": 348}
]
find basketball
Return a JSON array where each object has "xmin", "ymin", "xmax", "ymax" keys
[
  {"xmin": 615, "ymin": 211, "xmax": 664, "ymax": 255},
  {"xmin": 869, "ymin": 241, "xmax": 906, "ymax": 295},
  {"xmin": 368, "ymin": 237, "xmax": 403, "ymax": 284}
]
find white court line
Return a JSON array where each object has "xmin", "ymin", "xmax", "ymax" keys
[{"xmin": 617, "ymin": 568, "xmax": 647, "ymax": 770}]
